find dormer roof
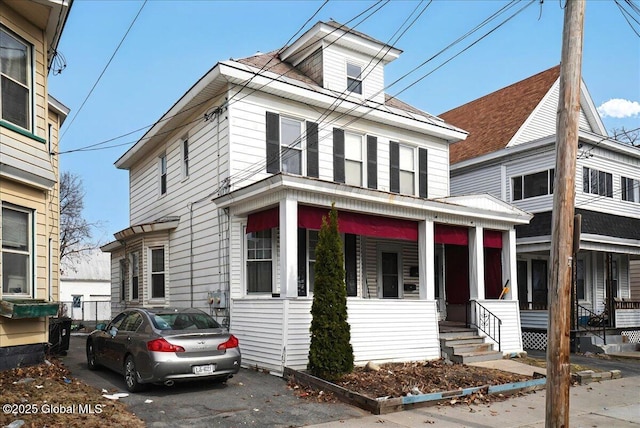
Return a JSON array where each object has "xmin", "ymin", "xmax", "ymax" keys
[{"xmin": 280, "ymin": 20, "xmax": 402, "ymax": 66}]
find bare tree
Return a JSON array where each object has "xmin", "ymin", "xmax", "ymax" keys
[
  {"xmin": 59, "ymin": 171, "xmax": 94, "ymax": 264},
  {"xmin": 611, "ymin": 127, "xmax": 640, "ymax": 146}
]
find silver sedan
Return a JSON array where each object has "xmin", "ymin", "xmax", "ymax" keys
[{"xmin": 86, "ymin": 308, "xmax": 241, "ymax": 392}]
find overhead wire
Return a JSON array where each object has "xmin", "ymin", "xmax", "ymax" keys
[{"xmin": 60, "ymin": 0, "xmax": 148, "ymax": 141}]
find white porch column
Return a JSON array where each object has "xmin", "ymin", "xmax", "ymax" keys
[
  {"xmin": 418, "ymin": 220, "xmax": 435, "ymax": 300},
  {"xmin": 469, "ymin": 226, "xmax": 485, "ymax": 300},
  {"xmin": 279, "ymin": 198, "xmax": 298, "ymax": 298},
  {"xmin": 503, "ymin": 228, "xmax": 518, "ymax": 301}
]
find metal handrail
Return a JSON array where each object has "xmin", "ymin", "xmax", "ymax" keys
[
  {"xmin": 466, "ymin": 300, "xmax": 502, "ymax": 352},
  {"xmin": 576, "ymin": 303, "xmax": 607, "ymax": 345}
]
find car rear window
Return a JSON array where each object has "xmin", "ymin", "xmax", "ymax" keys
[{"xmin": 152, "ymin": 312, "xmax": 222, "ymax": 330}]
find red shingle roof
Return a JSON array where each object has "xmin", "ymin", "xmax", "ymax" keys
[{"xmin": 439, "ymin": 65, "xmax": 561, "ymax": 164}]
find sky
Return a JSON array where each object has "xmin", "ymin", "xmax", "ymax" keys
[{"xmin": 48, "ymin": 0, "xmax": 640, "ymax": 244}]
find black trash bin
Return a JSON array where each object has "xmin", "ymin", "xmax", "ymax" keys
[{"xmin": 48, "ymin": 317, "xmax": 72, "ymax": 355}]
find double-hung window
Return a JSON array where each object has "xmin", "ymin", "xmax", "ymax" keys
[
  {"xmin": 344, "ymin": 132, "xmax": 363, "ymax": 186},
  {"xmin": 576, "ymin": 257, "xmax": 586, "ymax": 301},
  {"xmin": 280, "ymin": 117, "xmax": 303, "ymax": 175},
  {"xmin": 1, "ymin": 27, "xmax": 32, "ymax": 131},
  {"xmin": 399, "ymin": 145, "xmax": 415, "ymax": 195},
  {"xmin": 159, "ymin": 154, "xmax": 167, "ymax": 195},
  {"xmin": 2, "ymin": 205, "xmax": 32, "ymax": 296},
  {"xmin": 182, "ymin": 139, "xmax": 189, "ymax": 179},
  {"xmin": 130, "ymin": 252, "xmax": 139, "ymax": 300},
  {"xmin": 621, "ymin": 176, "xmax": 639, "ymax": 202},
  {"xmin": 307, "ymin": 230, "xmax": 319, "ymax": 294},
  {"xmin": 512, "ymin": 169, "xmax": 555, "ymax": 201},
  {"xmin": 246, "ymin": 229, "xmax": 272, "ymax": 293},
  {"xmin": 119, "ymin": 259, "xmax": 126, "ymax": 302},
  {"xmin": 346, "ymin": 62, "xmax": 362, "ymax": 95},
  {"xmin": 583, "ymin": 167, "xmax": 612, "ymax": 197},
  {"xmin": 150, "ymin": 248, "xmax": 165, "ymax": 299}
]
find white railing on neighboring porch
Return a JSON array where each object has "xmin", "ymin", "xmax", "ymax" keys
[
  {"xmin": 615, "ymin": 300, "xmax": 640, "ymax": 328},
  {"xmin": 230, "ymin": 298, "xmax": 441, "ymax": 373}
]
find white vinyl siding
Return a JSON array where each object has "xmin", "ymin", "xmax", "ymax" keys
[
  {"xmin": 450, "ymin": 164, "xmax": 503, "ymax": 199},
  {"xmin": 474, "ymin": 300, "xmax": 523, "ymax": 353},
  {"xmin": 322, "ymin": 44, "xmax": 385, "ymax": 104}
]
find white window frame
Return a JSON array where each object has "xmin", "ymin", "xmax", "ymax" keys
[
  {"xmin": 399, "ymin": 144, "xmax": 416, "ymax": 195},
  {"xmin": 279, "ymin": 116, "xmax": 304, "ymax": 175},
  {"xmin": 583, "ymin": 167, "xmax": 613, "ymax": 198},
  {"xmin": 245, "ymin": 228, "xmax": 274, "ymax": 295},
  {"xmin": 181, "ymin": 137, "xmax": 189, "ymax": 180},
  {"xmin": 129, "ymin": 252, "xmax": 139, "ymax": 301},
  {"xmin": 1, "ymin": 204, "xmax": 34, "ymax": 297},
  {"xmin": 159, "ymin": 154, "xmax": 167, "ymax": 196},
  {"xmin": 512, "ymin": 169, "xmax": 555, "ymax": 201},
  {"xmin": 0, "ymin": 26, "xmax": 33, "ymax": 132},
  {"xmin": 621, "ymin": 176, "xmax": 639, "ymax": 203},
  {"xmin": 346, "ymin": 61, "xmax": 363, "ymax": 96},
  {"xmin": 307, "ymin": 229, "xmax": 319, "ymax": 295},
  {"xmin": 149, "ymin": 246, "xmax": 166, "ymax": 301},
  {"xmin": 344, "ymin": 132, "xmax": 364, "ymax": 186}
]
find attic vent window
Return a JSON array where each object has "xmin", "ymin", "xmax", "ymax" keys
[{"xmin": 346, "ymin": 63, "xmax": 362, "ymax": 95}]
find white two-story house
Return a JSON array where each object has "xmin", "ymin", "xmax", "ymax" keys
[
  {"xmin": 441, "ymin": 66, "xmax": 640, "ymax": 350},
  {"xmin": 102, "ymin": 21, "xmax": 532, "ymax": 373}
]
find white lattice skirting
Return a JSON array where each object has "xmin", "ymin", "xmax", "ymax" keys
[
  {"xmin": 621, "ymin": 330, "xmax": 640, "ymax": 343},
  {"xmin": 522, "ymin": 331, "xmax": 548, "ymax": 351}
]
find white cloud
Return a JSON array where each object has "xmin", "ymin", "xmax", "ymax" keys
[{"xmin": 597, "ymin": 98, "xmax": 640, "ymax": 118}]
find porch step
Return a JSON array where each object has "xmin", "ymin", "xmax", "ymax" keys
[
  {"xmin": 439, "ymin": 326, "xmax": 503, "ymax": 364},
  {"xmin": 450, "ymin": 350, "xmax": 504, "ymax": 364}
]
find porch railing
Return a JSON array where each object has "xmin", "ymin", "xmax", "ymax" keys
[
  {"xmin": 576, "ymin": 303, "xmax": 606, "ymax": 345},
  {"xmin": 614, "ymin": 299, "xmax": 640, "ymax": 310},
  {"xmin": 466, "ymin": 300, "xmax": 502, "ymax": 352}
]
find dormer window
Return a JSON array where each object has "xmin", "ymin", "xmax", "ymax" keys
[{"xmin": 346, "ymin": 62, "xmax": 362, "ymax": 95}]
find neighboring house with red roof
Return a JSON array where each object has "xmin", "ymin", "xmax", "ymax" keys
[
  {"xmin": 101, "ymin": 21, "xmax": 533, "ymax": 374},
  {"xmin": 441, "ymin": 66, "xmax": 640, "ymax": 352}
]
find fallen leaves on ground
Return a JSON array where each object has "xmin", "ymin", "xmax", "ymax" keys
[
  {"xmin": 289, "ymin": 359, "xmax": 536, "ymax": 406},
  {"xmin": 0, "ymin": 359, "xmax": 143, "ymax": 428}
]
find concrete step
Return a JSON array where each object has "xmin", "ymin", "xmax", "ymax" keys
[
  {"xmin": 440, "ymin": 336, "xmax": 485, "ymax": 347},
  {"xmin": 450, "ymin": 350, "xmax": 503, "ymax": 364},
  {"xmin": 443, "ymin": 342, "xmax": 494, "ymax": 355},
  {"xmin": 439, "ymin": 330, "xmax": 479, "ymax": 340}
]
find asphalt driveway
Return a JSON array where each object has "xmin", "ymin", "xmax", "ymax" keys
[{"xmin": 61, "ymin": 334, "xmax": 366, "ymax": 427}]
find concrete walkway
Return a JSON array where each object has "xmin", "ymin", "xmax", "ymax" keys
[{"xmin": 306, "ymin": 376, "xmax": 640, "ymax": 427}]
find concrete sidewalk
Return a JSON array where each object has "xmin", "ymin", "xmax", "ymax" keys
[{"xmin": 306, "ymin": 376, "xmax": 640, "ymax": 427}]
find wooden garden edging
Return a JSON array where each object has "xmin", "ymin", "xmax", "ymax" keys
[{"xmin": 284, "ymin": 367, "xmax": 547, "ymax": 415}]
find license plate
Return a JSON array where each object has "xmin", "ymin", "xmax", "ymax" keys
[{"xmin": 193, "ymin": 364, "xmax": 215, "ymax": 375}]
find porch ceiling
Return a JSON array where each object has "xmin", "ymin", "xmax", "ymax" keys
[{"xmin": 212, "ymin": 174, "xmax": 532, "ymax": 227}]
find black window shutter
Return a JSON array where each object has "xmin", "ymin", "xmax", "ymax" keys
[
  {"xmin": 390, "ymin": 141, "xmax": 399, "ymax": 193},
  {"xmin": 297, "ymin": 228, "xmax": 307, "ymax": 297},
  {"xmin": 367, "ymin": 135, "xmax": 377, "ymax": 189},
  {"xmin": 419, "ymin": 147, "xmax": 428, "ymax": 198},
  {"xmin": 266, "ymin": 112, "xmax": 280, "ymax": 173},
  {"xmin": 344, "ymin": 234, "xmax": 357, "ymax": 297},
  {"xmin": 333, "ymin": 128, "xmax": 345, "ymax": 183},
  {"xmin": 306, "ymin": 121, "xmax": 319, "ymax": 178}
]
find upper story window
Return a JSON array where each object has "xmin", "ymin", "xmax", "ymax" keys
[
  {"xmin": 344, "ymin": 132, "xmax": 363, "ymax": 186},
  {"xmin": 159, "ymin": 154, "xmax": 167, "ymax": 195},
  {"xmin": 346, "ymin": 62, "xmax": 362, "ymax": 95},
  {"xmin": 621, "ymin": 176, "xmax": 639, "ymax": 203},
  {"xmin": 182, "ymin": 138, "xmax": 189, "ymax": 179},
  {"xmin": 280, "ymin": 117, "xmax": 303, "ymax": 174},
  {"xmin": 1, "ymin": 27, "xmax": 32, "ymax": 131},
  {"xmin": 389, "ymin": 142, "xmax": 427, "ymax": 197},
  {"xmin": 150, "ymin": 247, "xmax": 165, "ymax": 299},
  {"xmin": 583, "ymin": 167, "xmax": 612, "ymax": 197},
  {"xmin": 512, "ymin": 169, "xmax": 555, "ymax": 201},
  {"xmin": 2, "ymin": 204, "xmax": 32, "ymax": 296},
  {"xmin": 266, "ymin": 112, "xmax": 318, "ymax": 178},
  {"xmin": 246, "ymin": 229, "xmax": 272, "ymax": 294},
  {"xmin": 399, "ymin": 145, "xmax": 415, "ymax": 195}
]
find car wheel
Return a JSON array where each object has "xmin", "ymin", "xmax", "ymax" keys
[
  {"xmin": 86, "ymin": 341, "xmax": 99, "ymax": 371},
  {"xmin": 124, "ymin": 355, "xmax": 145, "ymax": 392}
]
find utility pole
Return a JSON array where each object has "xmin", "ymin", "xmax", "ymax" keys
[{"xmin": 546, "ymin": 1, "xmax": 585, "ymax": 427}]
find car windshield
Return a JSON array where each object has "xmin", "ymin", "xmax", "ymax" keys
[{"xmin": 151, "ymin": 312, "xmax": 222, "ymax": 331}]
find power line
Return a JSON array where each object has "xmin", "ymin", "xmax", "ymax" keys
[{"xmin": 60, "ymin": 0, "xmax": 148, "ymax": 141}]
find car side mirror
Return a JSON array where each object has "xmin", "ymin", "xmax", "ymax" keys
[
  {"xmin": 96, "ymin": 323, "xmax": 106, "ymax": 331},
  {"xmin": 108, "ymin": 326, "xmax": 118, "ymax": 337}
]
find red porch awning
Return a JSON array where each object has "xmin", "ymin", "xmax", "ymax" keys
[
  {"xmin": 483, "ymin": 230, "xmax": 503, "ymax": 249},
  {"xmin": 434, "ymin": 224, "xmax": 468, "ymax": 246}
]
